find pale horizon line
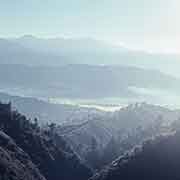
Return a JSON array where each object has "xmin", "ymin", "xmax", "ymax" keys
[{"xmin": 1, "ymin": 34, "xmax": 180, "ymax": 56}]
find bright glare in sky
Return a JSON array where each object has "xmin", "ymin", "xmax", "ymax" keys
[{"xmin": 0, "ymin": 0, "xmax": 180, "ymax": 53}]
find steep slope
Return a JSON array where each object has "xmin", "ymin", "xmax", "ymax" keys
[
  {"xmin": 59, "ymin": 103, "xmax": 180, "ymax": 169},
  {"xmin": 90, "ymin": 132, "xmax": 180, "ymax": 180},
  {"xmin": 0, "ymin": 102, "xmax": 92, "ymax": 180},
  {"xmin": 0, "ymin": 131, "xmax": 46, "ymax": 180}
]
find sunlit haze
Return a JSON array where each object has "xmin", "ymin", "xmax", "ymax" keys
[
  {"xmin": 0, "ymin": 0, "xmax": 180, "ymax": 53},
  {"xmin": 1, "ymin": 1, "xmax": 180, "ymax": 180}
]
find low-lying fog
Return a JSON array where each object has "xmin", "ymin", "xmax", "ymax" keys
[{"xmin": 1, "ymin": 86, "xmax": 179, "ymax": 111}]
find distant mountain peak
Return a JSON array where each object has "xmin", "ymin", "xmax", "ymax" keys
[{"xmin": 19, "ymin": 34, "xmax": 37, "ymax": 40}]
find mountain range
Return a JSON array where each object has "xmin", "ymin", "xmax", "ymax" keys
[
  {"xmin": 0, "ymin": 64, "xmax": 180, "ymax": 101},
  {"xmin": 0, "ymin": 102, "xmax": 92, "ymax": 180},
  {"xmin": 0, "ymin": 35, "xmax": 180, "ymax": 77}
]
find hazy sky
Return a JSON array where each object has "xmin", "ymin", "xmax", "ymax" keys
[{"xmin": 0, "ymin": 0, "xmax": 180, "ymax": 53}]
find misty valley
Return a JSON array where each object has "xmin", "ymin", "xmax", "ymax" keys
[{"xmin": 0, "ymin": 36, "xmax": 180, "ymax": 180}]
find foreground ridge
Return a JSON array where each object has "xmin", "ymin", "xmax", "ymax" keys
[{"xmin": 90, "ymin": 132, "xmax": 180, "ymax": 180}]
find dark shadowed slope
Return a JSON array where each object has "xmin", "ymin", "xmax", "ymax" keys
[
  {"xmin": 0, "ymin": 131, "xmax": 46, "ymax": 180},
  {"xmin": 90, "ymin": 131, "xmax": 180, "ymax": 180},
  {"xmin": 0, "ymin": 102, "xmax": 92, "ymax": 180}
]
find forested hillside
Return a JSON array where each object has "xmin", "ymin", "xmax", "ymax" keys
[
  {"xmin": 90, "ymin": 131, "xmax": 180, "ymax": 180},
  {"xmin": 0, "ymin": 130, "xmax": 46, "ymax": 180},
  {"xmin": 1, "ymin": 101, "xmax": 180, "ymax": 180},
  {"xmin": 0, "ymin": 102, "xmax": 92, "ymax": 180},
  {"xmin": 59, "ymin": 103, "xmax": 180, "ymax": 170}
]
